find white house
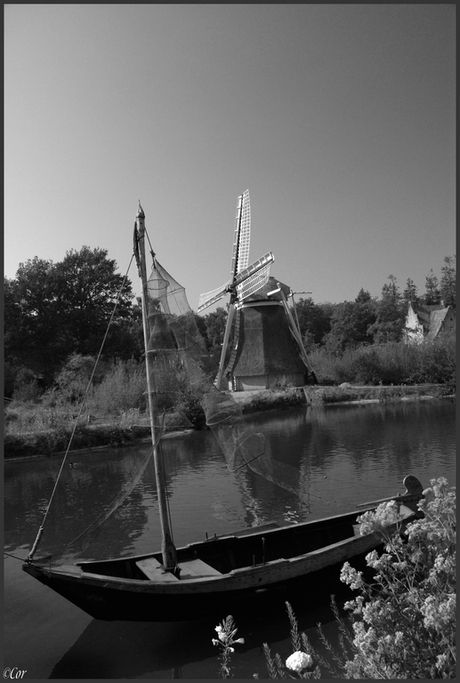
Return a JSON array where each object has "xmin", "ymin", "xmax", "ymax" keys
[{"xmin": 404, "ymin": 302, "xmax": 456, "ymax": 344}]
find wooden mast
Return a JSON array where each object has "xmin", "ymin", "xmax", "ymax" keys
[{"xmin": 135, "ymin": 203, "xmax": 177, "ymax": 573}]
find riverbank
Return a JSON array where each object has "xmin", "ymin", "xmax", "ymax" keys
[{"xmin": 4, "ymin": 383, "xmax": 454, "ymax": 459}]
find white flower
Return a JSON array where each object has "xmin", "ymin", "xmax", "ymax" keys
[
  {"xmin": 214, "ymin": 625, "xmax": 226, "ymax": 642},
  {"xmin": 285, "ymin": 651, "xmax": 313, "ymax": 673}
]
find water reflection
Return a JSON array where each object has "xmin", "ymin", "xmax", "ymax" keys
[
  {"xmin": 4, "ymin": 399, "xmax": 456, "ymax": 679},
  {"xmin": 5, "ymin": 400, "xmax": 455, "ymax": 562}
]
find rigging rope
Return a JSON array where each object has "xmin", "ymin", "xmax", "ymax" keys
[
  {"xmin": 63, "ymin": 416, "xmax": 167, "ymax": 559},
  {"xmin": 26, "ymin": 254, "xmax": 136, "ymax": 563},
  {"xmin": 4, "ymin": 551, "xmax": 28, "ymax": 561}
]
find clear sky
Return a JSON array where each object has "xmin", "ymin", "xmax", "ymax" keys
[{"xmin": 5, "ymin": 4, "xmax": 455, "ymax": 311}]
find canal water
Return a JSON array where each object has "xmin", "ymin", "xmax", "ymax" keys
[{"xmin": 4, "ymin": 399, "xmax": 456, "ymax": 679}]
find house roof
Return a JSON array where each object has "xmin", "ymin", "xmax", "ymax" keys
[
  {"xmin": 426, "ymin": 308, "xmax": 450, "ymax": 341},
  {"xmin": 409, "ymin": 303, "xmax": 455, "ymax": 339}
]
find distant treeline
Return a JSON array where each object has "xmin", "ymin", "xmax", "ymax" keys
[{"xmin": 4, "ymin": 247, "xmax": 455, "ymax": 399}]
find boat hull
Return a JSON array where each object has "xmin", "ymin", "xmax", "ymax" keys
[
  {"xmin": 23, "ymin": 528, "xmax": 383, "ymax": 621},
  {"xmin": 23, "ymin": 483, "xmax": 423, "ymax": 623}
]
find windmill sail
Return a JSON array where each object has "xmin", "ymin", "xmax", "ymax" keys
[
  {"xmin": 197, "ymin": 251, "xmax": 274, "ymax": 312},
  {"xmin": 199, "ymin": 189, "xmax": 269, "ymax": 313},
  {"xmin": 236, "ymin": 259, "xmax": 272, "ymax": 301},
  {"xmin": 231, "ymin": 189, "xmax": 251, "ymax": 277}
]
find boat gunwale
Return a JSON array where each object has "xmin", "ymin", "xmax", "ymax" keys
[{"xmin": 22, "ymin": 520, "xmax": 410, "ymax": 593}]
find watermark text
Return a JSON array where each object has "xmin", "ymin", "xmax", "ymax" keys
[{"xmin": 3, "ymin": 669, "xmax": 27, "ymax": 680}]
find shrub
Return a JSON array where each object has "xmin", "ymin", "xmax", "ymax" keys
[
  {"xmin": 175, "ymin": 390, "xmax": 207, "ymax": 429},
  {"xmin": 350, "ymin": 348, "xmax": 383, "ymax": 385},
  {"xmin": 218, "ymin": 478, "xmax": 456, "ymax": 679},
  {"xmin": 12, "ymin": 367, "xmax": 43, "ymax": 402},
  {"xmin": 308, "ymin": 338, "xmax": 456, "ymax": 387},
  {"xmin": 53, "ymin": 354, "xmax": 99, "ymax": 404},
  {"xmin": 89, "ymin": 358, "xmax": 146, "ymax": 415},
  {"xmin": 411, "ymin": 336, "xmax": 456, "ymax": 386},
  {"xmin": 338, "ymin": 477, "xmax": 456, "ymax": 678}
]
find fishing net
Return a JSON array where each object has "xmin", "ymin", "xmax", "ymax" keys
[
  {"xmin": 146, "ymin": 256, "xmax": 207, "ymax": 361},
  {"xmin": 202, "ymin": 387, "xmax": 300, "ymax": 496},
  {"xmin": 142, "ymin": 255, "xmax": 212, "ymax": 430}
]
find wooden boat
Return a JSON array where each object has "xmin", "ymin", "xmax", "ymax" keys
[
  {"xmin": 22, "ymin": 202, "xmax": 424, "ymax": 622},
  {"xmin": 23, "ymin": 478, "xmax": 423, "ymax": 621}
]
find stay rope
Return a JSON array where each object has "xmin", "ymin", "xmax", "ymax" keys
[
  {"xmin": 26, "ymin": 254, "xmax": 136, "ymax": 563},
  {"xmin": 4, "ymin": 551, "xmax": 28, "ymax": 562},
  {"xmin": 62, "ymin": 413, "xmax": 167, "ymax": 558}
]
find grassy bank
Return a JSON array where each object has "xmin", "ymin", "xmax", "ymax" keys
[
  {"xmin": 5, "ymin": 338, "xmax": 455, "ymax": 458},
  {"xmin": 4, "ymin": 423, "xmax": 152, "ymax": 459},
  {"xmin": 4, "ymin": 383, "xmax": 454, "ymax": 459},
  {"xmin": 303, "ymin": 382, "xmax": 454, "ymax": 406}
]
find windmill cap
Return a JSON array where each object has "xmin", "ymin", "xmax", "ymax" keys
[{"xmin": 245, "ymin": 276, "xmax": 291, "ymax": 302}]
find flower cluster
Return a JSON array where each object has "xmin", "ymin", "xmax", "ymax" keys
[
  {"xmin": 339, "ymin": 477, "xmax": 456, "ymax": 679},
  {"xmin": 356, "ymin": 499, "xmax": 402, "ymax": 536},
  {"xmin": 261, "ymin": 602, "xmax": 319, "ymax": 679},
  {"xmin": 285, "ymin": 651, "xmax": 313, "ymax": 673},
  {"xmin": 212, "ymin": 479, "xmax": 455, "ymax": 679}
]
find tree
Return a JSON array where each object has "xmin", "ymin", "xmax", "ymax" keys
[
  {"xmin": 423, "ymin": 269, "xmax": 441, "ymax": 306},
  {"xmin": 193, "ymin": 312, "xmax": 209, "ymax": 346},
  {"xmin": 353, "ymin": 289, "xmax": 377, "ymax": 343},
  {"xmin": 402, "ymin": 278, "xmax": 420, "ymax": 308},
  {"xmin": 53, "ymin": 246, "xmax": 135, "ymax": 358},
  {"xmin": 4, "ymin": 258, "xmax": 69, "ymax": 384},
  {"xmin": 293, "ymin": 297, "xmax": 331, "ymax": 349},
  {"xmin": 4, "ymin": 248, "xmax": 137, "ymax": 386},
  {"xmin": 440, "ymin": 255, "xmax": 456, "ymax": 308},
  {"xmin": 202, "ymin": 307, "xmax": 228, "ymax": 349},
  {"xmin": 4, "ymin": 277, "xmax": 23, "ymax": 390},
  {"xmin": 369, "ymin": 275, "xmax": 405, "ymax": 344},
  {"xmin": 322, "ymin": 290, "xmax": 376, "ymax": 355}
]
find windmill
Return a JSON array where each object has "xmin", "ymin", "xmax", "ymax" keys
[
  {"xmin": 198, "ymin": 190, "xmax": 274, "ymax": 388},
  {"xmin": 198, "ymin": 191, "xmax": 315, "ymax": 391}
]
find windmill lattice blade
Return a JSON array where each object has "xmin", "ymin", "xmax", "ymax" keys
[
  {"xmin": 234, "ymin": 251, "xmax": 274, "ymax": 300},
  {"xmin": 233, "ymin": 251, "xmax": 274, "ymax": 288},
  {"xmin": 198, "ymin": 251, "xmax": 274, "ymax": 311},
  {"xmin": 236, "ymin": 190, "xmax": 251, "ymax": 274},
  {"xmin": 197, "ymin": 280, "xmax": 231, "ymax": 312},
  {"xmin": 237, "ymin": 262, "xmax": 272, "ymax": 301}
]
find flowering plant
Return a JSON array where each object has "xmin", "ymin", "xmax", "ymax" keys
[
  {"xmin": 261, "ymin": 602, "xmax": 319, "ymax": 679},
  {"xmin": 212, "ymin": 615, "xmax": 245, "ymax": 678},
  {"xmin": 339, "ymin": 477, "xmax": 456, "ymax": 678},
  {"xmin": 213, "ymin": 479, "xmax": 455, "ymax": 679}
]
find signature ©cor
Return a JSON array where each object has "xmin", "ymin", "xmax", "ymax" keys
[{"xmin": 3, "ymin": 668, "xmax": 27, "ymax": 680}]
